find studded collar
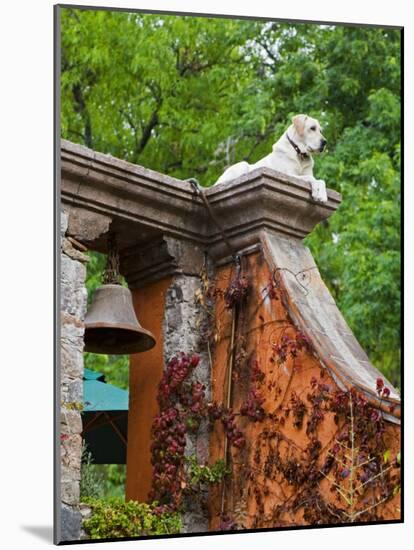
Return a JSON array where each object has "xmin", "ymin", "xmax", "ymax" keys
[{"xmin": 286, "ymin": 133, "xmax": 310, "ymax": 161}]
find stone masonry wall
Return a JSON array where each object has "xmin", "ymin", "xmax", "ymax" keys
[
  {"xmin": 163, "ymin": 274, "xmax": 211, "ymax": 533},
  {"xmin": 59, "ymin": 210, "xmax": 88, "ymax": 542}
]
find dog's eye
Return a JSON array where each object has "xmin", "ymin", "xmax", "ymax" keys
[{"xmin": 310, "ymin": 126, "xmax": 316, "ymax": 131}]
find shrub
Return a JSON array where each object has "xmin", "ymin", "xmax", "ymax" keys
[
  {"xmin": 83, "ymin": 497, "xmax": 182, "ymax": 539},
  {"xmin": 80, "ymin": 443, "xmax": 104, "ymax": 499}
]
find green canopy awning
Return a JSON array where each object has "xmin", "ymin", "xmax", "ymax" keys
[
  {"xmin": 82, "ymin": 369, "xmax": 129, "ymax": 464},
  {"xmin": 83, "ymin": 368, "xmax": 129, "ymax": 412}
]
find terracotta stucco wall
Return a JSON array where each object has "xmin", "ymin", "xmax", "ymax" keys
[
  {"xmin": 126, "ymin": 277, "xmax": 172, "ymax": 503},
  {"xmin": 209, "ymin": 251, "xmax": 400, "ymax": 529},
  {"xmin": 124, "ymin": 250, "xmax": 400, "ymax": 529}
]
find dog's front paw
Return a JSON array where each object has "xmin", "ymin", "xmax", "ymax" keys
[{"xmin": 311, "ymin": 179, "xmax": 328, "ymax": 203}]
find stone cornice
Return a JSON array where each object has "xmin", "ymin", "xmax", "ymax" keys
[
  {"xmin": 204, "ymin": 167, "xmax": 341, "ymax": 260},
  {"xmin": 61, "ymin": 139, "xmax": 204, "ymax": 245},
  {"xmin": 61, "ymin": 139, "xmax": 342, "ymax": 264}
]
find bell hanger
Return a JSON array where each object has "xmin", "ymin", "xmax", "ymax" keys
[{"xmin": 83, "ymin": 234, "xmax": 156, "ymax": 355}]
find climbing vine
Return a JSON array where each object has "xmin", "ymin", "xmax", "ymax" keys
[
  {"xmin": 149, "ymin": 352, "xmax": 231, "ymax": 515},
  {"xmin": 149, "ymin": 257, "xmax": 400, "ymax": 531}
]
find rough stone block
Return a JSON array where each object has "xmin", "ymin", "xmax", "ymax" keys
[
  {"xmin": 61, "ymin": 481, "xmax": 80, "ymax": 506},
  {"xmin": 79, "ymin": 503, "xmax": 92, "ymax": 520},
  {"xmin": 61, "ymin": 210, "xmax": 68, "ymax": 238},
  {"xmin": 61, "ymin": 255, "xmax": 88, "ymax": 318},
  {"xmin": 61, "ymin": 408, "xmax": 83, "ymax": 435},
  {"xmin": 60, "ymin": 386, "xmax": 69, "ymax": 403},
  {"xmin": 163, "ymin": 276, "xmax": 205, "ymax": 358},
  {"xmin": 61, "ymin": 342, "xmax": 84, "ymax": 380},
  {"xmin": 67, "ymin": 378, "xmax": 83, "ymax": 403},
  {"xmin": 61, "ymin": 433, "xmax": 82, "ymax": 472},
  {"xmin": 61, "ymin": 313, "xmax": 84, "ymax": 345},
  {"xmin": 182, "ymin": 491, "xmax": 209, "ymax": 533},
  {"xmin": 61, "ymin": 464, "xmax": 81, "ymax": 483},
  {"xmin": 62, "ymin": 238, "xmax": 89, "ymax": 263},
  {"xmin": 61, "ymin": 312, "xmax": 85, "ymax": 381},
  {"xmin": 66, "ymin": 205, "xmax": 111, "ymax": 243},
  {"xmin": 79, "ymin": 504, "xmax": 93, "ymax": 540},
  {"xmin": 61, "ymin": 503, "xmax": 82, "ymax": 542}
]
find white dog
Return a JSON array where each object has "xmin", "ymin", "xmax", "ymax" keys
[{"xmin": 215, "ymin": 114, "xmax": 328, "ymax": 202}]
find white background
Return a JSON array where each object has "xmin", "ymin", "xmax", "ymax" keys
[{"xmin": 0, "ymin": 0, "xmax": 411, "ymax": 548}]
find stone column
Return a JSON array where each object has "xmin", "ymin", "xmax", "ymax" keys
[
  {"xmin": 59, "ymin": 210, "xmax": 88, "ymax": 542},
  {"xmin": 124, "ymin": 238, "xmax": 211, "ymax": 533},
  {"xmin": 163, "ymin": 273, "xmax": 211, "ymax": 533}
]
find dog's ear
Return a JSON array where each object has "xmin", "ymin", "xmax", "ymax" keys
[{"xmin": 292, "ymin": 114, "xmax": 308, "ymax": 136}]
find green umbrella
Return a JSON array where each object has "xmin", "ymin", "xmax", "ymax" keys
[{"xmin": 82, "ymin": 368, "xmax": 129, "ymax": 464}]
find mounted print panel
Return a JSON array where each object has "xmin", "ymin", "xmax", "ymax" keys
[{"xmin": 55, "ymin": 4, "xmax": 402, "ymax": 544}]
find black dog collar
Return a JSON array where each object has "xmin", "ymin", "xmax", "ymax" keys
[{"xmin": 286, "ymin": 133, "xmax": 310, "ymax": 161}]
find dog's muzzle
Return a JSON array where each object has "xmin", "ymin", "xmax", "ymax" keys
[{"xmin": 319, "ymin": 138, "xmax": 327, "ymax": 152}]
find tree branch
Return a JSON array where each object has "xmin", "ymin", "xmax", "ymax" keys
[
  {"xmin": 72, "ymin": 83, "xmax": 93, "ymax": 148},
  {"xmin": 138, "ymin": 108, "xmax": 160, "ymax": 154}
]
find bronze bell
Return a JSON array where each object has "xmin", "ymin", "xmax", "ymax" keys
[
  {"xmin": 84, "ymin": 235, "xmax": 156, "ymax": 355},
  {"xmin": 84, "ymin": 284, "xmax": 156, "ymax": 354}
]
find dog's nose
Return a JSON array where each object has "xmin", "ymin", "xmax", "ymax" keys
[{"xmin": 320, "ymin": 138, "xmax": 327, "ymax": 150}]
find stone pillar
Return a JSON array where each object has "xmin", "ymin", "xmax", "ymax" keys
[
  {"xmin": 125, "ymin": 239, "xmax": 210, "ymax": 533},
  {"xmin": 163, "ymin": 273, "xmax": 210, "ymax": 533},
  {"xmin": 59, "ymin": 210, "xmax": 88, "ymax": 542}
]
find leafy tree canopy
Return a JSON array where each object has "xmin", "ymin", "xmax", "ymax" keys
[{"xmin": 61, "ymin": 8, "xmax": 401, "ymax": 386}]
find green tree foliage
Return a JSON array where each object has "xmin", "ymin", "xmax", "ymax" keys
[
  {"xmin": 81, "ymin": 442, "xmax": 127, "ymax": 499},
  {"xmin": 61, "ymin": 9, "xmax": 400, "ymax": 386}
]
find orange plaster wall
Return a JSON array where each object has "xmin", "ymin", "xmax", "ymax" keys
[
  {"xmin": 209, "ymin": 251, "xmax": 400, "ymax": 529},
  {"xmin": 125, "ymin": 277, "xmax": 172, "ymax": 503},
  {"xmin": 123, "ymin": 251, "xmax": 400, "ymax": 527}
]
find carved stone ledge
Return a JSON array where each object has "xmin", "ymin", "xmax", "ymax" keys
[
  {"xmin": 205, "ymin": 168, "xmax": 341, "ymax": 261},
  {"xmin": 60, "ymin": 139, "xmax": 341, "ymax": 267},
  {"xmin": 61, "ymin": 139, "xmax": 204, "ymax": 247},
  {"xmin": 121, "ymin": 237, "xmax": 206, "ymax": 289}
]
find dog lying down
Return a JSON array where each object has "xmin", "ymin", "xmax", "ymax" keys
[{"xmin": 215, "ymin": 114, "xmax": 328, "ymax": 203}]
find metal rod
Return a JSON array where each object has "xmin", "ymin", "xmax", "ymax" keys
[
  {"xmin": 220, "ymin": 304, "xmax": 237, "ymax": 515},
  {"xmin": 220, "ymin": 260, "xmax": 242, "ymax": 516},
  {"xmin": 82, "ymin": 412, "xmax": 126, "ymax": 433},
  {"xmin": 104, "ymin": 412, "xmax": 127, "ymax": 446},
  {"xmin": 188, "ymin": 177, "xmax": 243, "ymax": 517},
  {"xmin": 82, "ymin": 411, "xmax": 104, "ymax": 432},
  {"xmin": 187, "ymin": 178, "xmax": 238, "ymax": 263}
]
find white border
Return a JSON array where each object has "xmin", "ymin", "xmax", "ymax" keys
[{"xmin": 0, "ymin": 1, "xmax": 411, "ymax": 548}]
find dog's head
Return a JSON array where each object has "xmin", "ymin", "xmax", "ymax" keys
[{"xmin": 291, "ymin": 114, "xmax": 327, "ymax": 153}]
